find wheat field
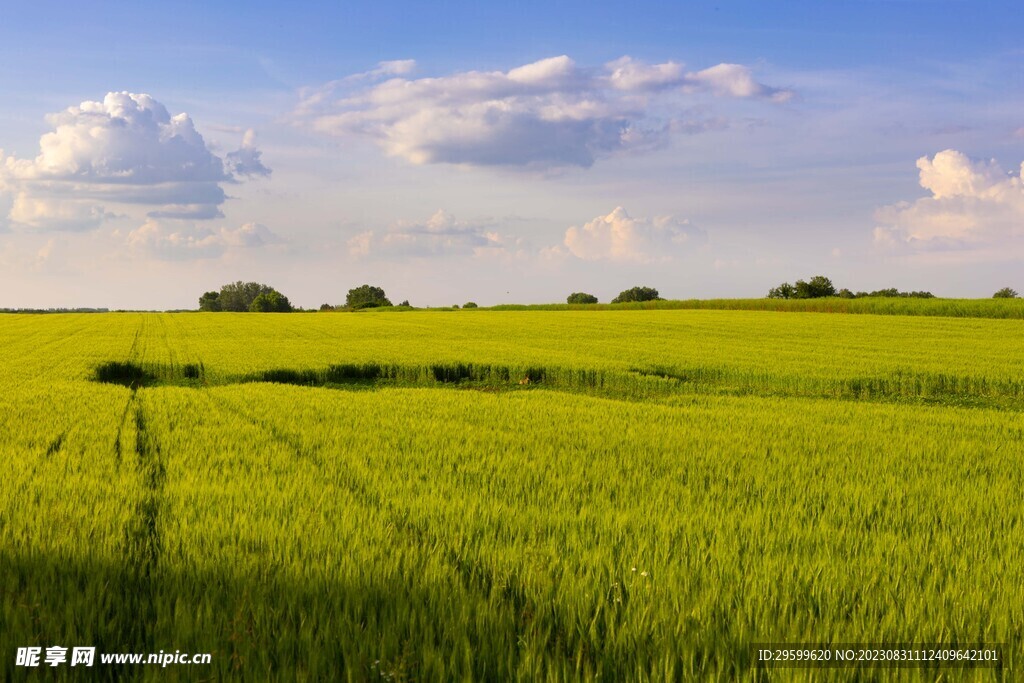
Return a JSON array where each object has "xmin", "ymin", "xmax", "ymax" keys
[{"xmin": 2, "ymin": 310, "xmax": 1021, "ymax": 681}]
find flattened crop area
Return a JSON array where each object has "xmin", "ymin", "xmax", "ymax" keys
[{"xmin": 1, "ymin": 312, "xmax": 1022, "ymax": 681}]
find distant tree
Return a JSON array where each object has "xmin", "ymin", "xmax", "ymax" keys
[
  {"xmin": 993, "ymin": 287, "xmax": 1019, "ymax": 299},
  {"xmin": 836, "ymin": 288, "xmax": 855, "ymax": 299},
  {"xmin": 463, "ymin": 302, "xmax": 479, "ymax": 308},
  {"xmin": 218, "ymin": 281, "xmax": 275, "ymax": 312},
  {"xmin": 794, "ymin": 275, "xmax": 836, "ymax": 299},
  {"xmin": 198, "ymin": 291, "xmax": 221, "ymax": 311},
  {"xmin": 249, "ymin": 290, "xmax": 292, "ymax": 312},
  {"xmin": 319, "ymin": 303, "xmax": 336, "ymax": 311},
  {"xmin": 767, "ymin": 282, "xmax": 796, "ymax": 299},
  {"xmin": 611, "ymin": 286, "xmax": 661, "ymax": 304},
  {"xmin": 567, "ymin": 292, "xmax": 599, "ymax": 304},
  {"xmin": 398, "ymin": 300, "xmax": 410, "ymax": 307},
  {"xmin": 861, "ymin": 288, "xmax": 935, "ymax": 298},
  {"xmin": 346, "ymin": 284, "xmax": 392, "ymax": 309}
]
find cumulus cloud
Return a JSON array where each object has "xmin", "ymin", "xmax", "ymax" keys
[
  {"xmin": 224, "ymin": 129, "xmax": 272, "ymax": 178},
  {"xmin": 8, "ymin": 193, "xmax": 111, "ymax": 231},
  {"xmin": 874, "ymin": 149, "xmax": 1024, "ymax": 251},
  {"xmin": 562, "ymin": 207, "xmax": 706, "ymax": 262},
  {"xmin": 0, "ymin": 92, "xmax": 270, "ymax": 230},
  {"xmin": 349, "ymin": 210, "xmax": 523, "ymax": 258},
  {"xmin": 127, "ymin": 220, "xmax": 282, "ymax": 260},
  {"xmin": 296, "ymin": 55, "xmax": 793, "ymax": 169}
]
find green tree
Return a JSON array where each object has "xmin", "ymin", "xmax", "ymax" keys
[
  {"xmin": 463, "ymin": 302, "xmax": 479, "ymax": 308},
  {"xmin": 218, "ymin": 281, "xmax": 275, "ymax": 312},
  {"xmin": 767, "ymin": 282, "xmax": 796, "ymax": 299},
  {"xmin": 567, "ymin": 292, "xmax": 598, "ymax": 304},
  {"xmin": 862, "ymin": 288, "xmax": 934, "ymax": 298},
  {"xmin": 249, "ymin": 290, "xmax": 293, "ymax": 312},
  {"xmin": 198, "ymin": 291, "xmax": 221, "ymax": 311},
  {"xmin": 993, "ymin": 287, "xmax": 1019, "ymax": 299},
  {"xmin": 346, "ymin": 284, "xmax": 392, "ymax": 309},
  {"xmin": 794, "ymin": 275, "xmax": 836, "ymax": 299},
  {"xmin": 611, "ymin": 286, "xmax": 661, "ymax": 304}
]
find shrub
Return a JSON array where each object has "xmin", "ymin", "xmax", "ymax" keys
[
  {"xmin": 567, "ymin": 292, "xmax": 599, "ymax": 304},
  {"xmin": 611, "ymin": 286, "xmax": 660, "ymax": 304},
  {"xmin": 860, "ymin": 289, "xmax": 935, "ymax": 299}
]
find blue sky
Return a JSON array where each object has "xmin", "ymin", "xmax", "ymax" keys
[{"xmin": 1, "ymin": 1, "xmax": 1022, "ymax": 308}]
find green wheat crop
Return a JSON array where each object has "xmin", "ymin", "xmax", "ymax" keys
[{"xmin": 1, "ymin": 310, "xmax": 1021, "ymax": 681}]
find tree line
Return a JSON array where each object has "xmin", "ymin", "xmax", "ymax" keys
[
  {"xmin": 767, "ymin": 276, "xmax": 1019, "ymax": 300},
  {"xmin": 767, "ymin": 275, "xmax": 935, "ymax": 300},
  {"xmin": 197, "ymin": 279, "xmax": 1019, "ymax": 312},
  {"xmin": 199, "ymin": 283, "xmax": 411, "ymax": 313},
  {"xmin": 197, "ymin": 283, "xmax": 667, "ymax": 312}
]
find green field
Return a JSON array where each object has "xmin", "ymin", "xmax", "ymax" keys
[{"xmin": 2, "ymin": 310, "xmax": 1022, "ymax": 681}]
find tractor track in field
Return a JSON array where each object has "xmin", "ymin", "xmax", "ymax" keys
[
  {"xmin": 113, "ymin": 390, "xmax": 136, "ymax": 463},
  {"xmin": 104, "ymin": 317, "xmax": 167, "ymax": 659},
  {"xmin": 206, "ymin": 390, "xmax": 595, "ymax": 673},
  {"xmin": 109, "ymin": 396, "xmax": 166, "ymax": 658},
  {"xmin": 112, "ymin": 317, "xmax": 145, "ymax": 461}
]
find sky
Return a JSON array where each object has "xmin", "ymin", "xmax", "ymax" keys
[{"xmin": 1, "ymin": 0, "xmax": 1022, "ymax": 309}]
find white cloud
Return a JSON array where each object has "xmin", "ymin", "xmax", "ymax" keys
[
  {"xmin": 348, "ymin": 209, "xmax": 523, "ymax": 258},
  {"xmin": 0, "ymin": 234, "xmax": 63, "ymax": 272},
  {"xmin": 225, "ymin": 128, "xmax": 272, "ymax": 178},
  {"xmin": 563, "ymin": 207, "xmax": 706, "ymax": 262},
  {"xmin": 684, "ymin": 63, "xmax": 794, "ymax": 102},
  {"xmin": 8, "ymin": 192, "xmax": 110, "ymax": 231},
  {"xmin": 0, "ymin": 92, "xmax": 270, "ymax": 230},
  {"xmin": 606, "ymin": 58, "xmax": 793, "ymax": 102},
  {"xmin": 296, "ymin": 55, "xmax": 793, "ymax": 169},
  {"xmin": 606, "ymin": 57, "xmax": 687, "ymax": 91},
  {"xmin": 126, "ymin": 220, "xmax": 282, "ymax": 260},
  {"xmin": 35, "ymin": 238, "xmax": 57, "ymax": 268},
  {"xmin": 342, "ymin": 59, "xmax": 417, "ymax": 84},
  {"xmin": 874, "ymin": 149, "xmax": 1024, "ymax": 251},
  {"xmin": 358, "ymin": 59, "xmax": 417, "ymax": 80}
]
